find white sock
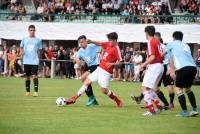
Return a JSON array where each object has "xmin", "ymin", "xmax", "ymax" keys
[
  {"xmin": 77, "ymin": 85, "xmax": 88, "ymax": 96},
  {"xmin": 144, "ymin": 91, "xmax": 153, "ymax": 105}
]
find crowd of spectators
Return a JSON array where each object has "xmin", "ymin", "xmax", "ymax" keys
[
  {"xmin": 1, "ymin": 0, "xmax": 26, "ymax": 20},
  {"xmin": 1, "ymin": 0, "xmax": 200, "ymax": 23},
  {"xmin": 179, "ymin": 0, "xmax": 200, "ymax": 14}
]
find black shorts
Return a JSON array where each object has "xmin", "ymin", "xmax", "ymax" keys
[
  {"xmin": 46, "ymin": 61, "xmax": 51, "ymax": 68},
  {"xmin": 158, "ymin": 65, "xmax": 174, "ymax": 87},
  {"xmin": 175, "ymin": 66, "xmax": 197, "ymax": 88},
  {"xmin": 24, "ymin": 64, "xmax": 38, "ymax": 77},
  {"xmin": 86, "ymin": 65, "xmax": 98, "ymax": 73}
]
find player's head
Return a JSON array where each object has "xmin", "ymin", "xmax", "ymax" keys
[
  {"xmin": 107, "ymin": 32, "xmax": 118, "ymax": 47},
  {"xmin": 173, "ymin": 31, "xmax": 183, "ymax": 41},
  {"xmin": 28, "ymin": 25, "xmax": 36, "ymax": 37},
  {"xmin": 145, "ymin": 25, "xmax": 155, "ymax": 40},
  {"xmin": 155, "ymin": 32, "xmax": 163, "ymax": 43},
  {"xmin": 78, "ymin": 35, "xmax": 87, "ymax": 48}
]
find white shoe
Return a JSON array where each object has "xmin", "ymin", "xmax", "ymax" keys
[
  {"xmin": 142, "ymin": 111, "xmax": 155, "ymax": 116},
  {"xmin": 190, "ymin": 110, "xmax": 199, "ymax": 116}
]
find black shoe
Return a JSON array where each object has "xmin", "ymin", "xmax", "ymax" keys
[{"xmin": 131, "ymin": 96, "xmax": 142, "ymax": 104}]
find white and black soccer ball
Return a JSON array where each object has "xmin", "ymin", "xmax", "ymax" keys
[{"xmin": 56, "ymin": 97, "xmax": 66, "ymax": 106}]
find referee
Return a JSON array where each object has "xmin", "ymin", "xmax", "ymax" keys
[{"xmin": 20, "ymin": 25, "xmax": 42, "ymax": 97}]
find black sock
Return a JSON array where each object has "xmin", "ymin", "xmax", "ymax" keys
[
  {"xmin": 169, "ymin": 93, "xmax": 175, "ymax": 104},
  {"xmin": 25, "ymin": 80, "xmax": 30, "ymax": 92},
  {"xmin": 140, "ymin": 93, "xmax": 144, "ymax": 100},
  {"xmin": 178, "ymin": 93, "xmax": 187, "ymax": 111},
  {"xmin": 187, "ymin": 91, "xmax": 197, "ymax": 109},
  {"xmin": 33, "ymin": 78, "xmax": 38, "ymax": 92},
  {"xmin": 156, "ymin": 90, "xmax": 169, "ymax": 106},
  {"xmin": 85, "ymin": 84, "xmax": 94, "ymax": 97}
]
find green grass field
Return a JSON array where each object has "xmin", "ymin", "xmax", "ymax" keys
[{"xmin": 0, "ymin": 77, "xmax": 200, "ymax": 134}]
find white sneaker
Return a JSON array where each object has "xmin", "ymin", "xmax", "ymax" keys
[
  {"xmin": 190, "ymin": 110, "xmax": 199, "ymax": 116},
  {"xmin": 142, "ymin": 111, "xmax": 155, "ymax": 116}
]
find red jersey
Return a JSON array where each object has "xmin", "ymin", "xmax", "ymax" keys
[
  {"xmin": 47, "ymin": 50, "xmax": 54, "ymax": 60},
  {"xmin": 147, "ymin": 38, "xmax": 163, "ymax": 64},
  {"xmin": 99, "ymin": 42, "xmax": 122, "ymax": 74}
]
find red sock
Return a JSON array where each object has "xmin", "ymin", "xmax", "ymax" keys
[
  {"xmin": 107, "ymin": 91, "xmax": 122, "ymax": 107},
  {"xmin": 147, "ymin": 104, "xmax": 155, "ymax": 113},
  {"xmin": 154, "ymin": 99, "xmax": 161, "ymax": 110}
]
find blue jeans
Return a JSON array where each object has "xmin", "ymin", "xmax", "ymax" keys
[{"xmin": 0, "ymin": 59, "xmax": 3, "ymax": 73}]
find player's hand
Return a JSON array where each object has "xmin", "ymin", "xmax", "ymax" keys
[
  {"xmin": 169, "ymin": 68, "xmax": 176, "ymax": 80},
  {"xmin": 139, "ymin": 64, "xmax": 145, "ymax": 71}
]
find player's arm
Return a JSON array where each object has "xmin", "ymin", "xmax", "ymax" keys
[
  {"xmin": 87, "ymin": 39, "xmax": 103, "ymax": 46},
  {"xmin": 168, "ymin": 57, "xmax": 176, "ymax": 80},
  {"xmin": 140, "ymin": 55, "xmax": 155, "ymax": 70}
]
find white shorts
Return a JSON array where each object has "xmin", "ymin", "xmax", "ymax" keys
[
  {"xmin": 142, "ymin": 63, "xmax": 164, "ymax": 89},
  {"xmin": 88, "ymin": 67, "xmax": 111, "ymax": 88},
  {"xmin": 134, "ymin": 65, "xmax": 140, "ymax": 75}
]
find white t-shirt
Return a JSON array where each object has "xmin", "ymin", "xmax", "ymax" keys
[{"xmin": 133, "ymin": 54, "xmax": 143, "ymax": 66}]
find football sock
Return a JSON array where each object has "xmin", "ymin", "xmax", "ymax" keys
[
  {"xmin": 144, "ymin": 91, "xmax": 155, "ymax": 113},
  {"xmin": 85, "ymin": 84, "xmax": 94, "ymax": 97},
  {"xmin": 169, "ymin": 93, "xmax": 175, "ymax": 104},
  {"xmin": 156, "ymin": 90, "xmax": 169, "ymax": 106},
  {"xmin": 187, "ymin": 91, "xmax": 197, "ymax": 109},
  {"xmin": 77, "ymin": 85, "xmax": 88, "ymax": 96},
  {"xmin": 25, "ymin": 80, "xmax": 30, "ymax": 92},
  {"xmin": 33, "ymin": 78, "xmax": 38, "ymax": 92},
  {"xmin": 178, "ymin": 92, "xmax": 187, "ymax": 111}
]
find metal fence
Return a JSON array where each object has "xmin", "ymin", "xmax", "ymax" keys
[{"xmin": 0, "ymin": 12, "xmax": 200, "ymax": 24}]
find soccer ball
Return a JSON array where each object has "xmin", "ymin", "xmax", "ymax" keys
[{"xmin": 56, "ymin": 97, "xmax": 66, "ymax": 106}]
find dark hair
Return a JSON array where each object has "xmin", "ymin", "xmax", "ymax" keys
[
  {"xmin": 107, "ymin": 32, "xmax": 118, "ymax": 40},
  {"xmin": 145, "ymin": 25, "xmax": 155, "ymax": 36},
  {"xmin": 28, "ymin": 25, "xmax": 35, "ymax": 29},
  {"xmin": 78, "ymin": 35, "xmax": 87, "ymax": 41},
  {"xmin": 155, "ymin": 32, "xmax": 161, "ymax": 38},
  {"xmin": 173, "ymin": 31, "xmax": 183, "ymax": 41}
]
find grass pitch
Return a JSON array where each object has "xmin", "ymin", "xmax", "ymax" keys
[{"xmin": 0, "ymin": 77, "xmax": 200, "ymax": 134}]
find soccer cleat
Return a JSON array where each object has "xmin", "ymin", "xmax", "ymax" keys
[
  {"xmin": 65, "ymin": 95, "xmax": 78, "ymax": 105},
  {"xmin": 115, "ymin": 99, "xmax": 123, "ymax": 108},
  {"xmin": 131, "ymin": 95, "xmax": 142, "ymax": 104},
  {"xmin": 86, "ymin": 96, "xmax": 99, "ymax": 106},
  {"xmin": 189, "ymin": 108, "xmax": 199, "ymax": 117},
  {"xmin": 176, "ymin": 110, "xmax": 190, "ymax": 117},
  {"xmin": 25, "ymin": 92, "xmax": 31, "ymax": 96},
  {"xmin": 33, "ymin": 92, "xmax": 38, "ymax": 97},
  {"xmin": 142, "ymin": 111, "xmax": 156, "ymax": 116}
]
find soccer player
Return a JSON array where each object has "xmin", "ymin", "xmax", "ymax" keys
[
  {"xmin": 155, "ymin": 32, "xmax": 175, "ymax": 109},
  {"xmin": 74, "ymin": 35, "xmax": 101, "ymax": 106},
  {"xmin": 167, "ymin": 31, "xmax": 198, "ymax": 117},
  {"xmin": 20, "ymin": 25, "xmax": 42, "ymax": 97},
  {"xmin": 132, "ymin": 32, "xmax": 174, "ymax": 110},
  {"xmin": 65, "ymin": 32, "xmax": 123, "ymax": 107},
  {"xmin": 138, "ymin": 26, "xmax": 164, "ymax": 115}
]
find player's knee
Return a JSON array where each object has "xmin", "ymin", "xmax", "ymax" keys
[
  {"xmin": 83, "ymin": 78, "xmax": 92, "ymax": 86},
  {"xmin": 101, "ymin": 88, "xmax": 108, "ymax": 94}
]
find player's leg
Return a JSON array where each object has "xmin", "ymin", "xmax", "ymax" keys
[
  {"xmin": 98, "ymin": 67, "xmax": 122, "ymax": 107},
  {"xmin": 184, "ymin": 67, "xmax": 198, "ymax": 116},
  {"xmin": 32, "ymin": 65, "xmax": 39, "ymax": 97},
  {"xmin": 185, "ymin": 88, "xmax": 198, "ymax": 116},
  {"xmin": 167, "ymin": 85, "xmax": 175, "ymax": 108},
  {"xmin": 24, "ymin": 65, "xmax": 31, "ymax": 96},
  {"xmin": 142, "ymin": 87, "xmax": 156, "ymax": 115},
  {"xmin": 81, "ymin": 71, "xmax": 98, "ymax": 106},
  {"xmin": 65, "ymin": 67, "xmax": 99, "ymax": 105}
]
